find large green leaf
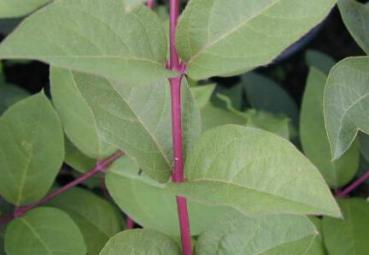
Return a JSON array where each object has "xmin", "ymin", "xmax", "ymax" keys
[
  {"xmin": 0, "ymin": 0, "xmax": 50, "ymax": 18},
  {"xmin": 4, "ymin": 207, "xmax": 86, "ymax": 255},
  {"xmin": 176, "ymin": 0, "xmax": 335, "ymax": 80},
  {"xmin": 0, "ymin": 93, "xmax": 64, "ymax": 206},
  {"xmin": 51, "ymin": 68, "xmax": 200, "ymax": 182},
  {"xmin": 100, "ymin": 229, "xmax": 181, "ymax": 255},
  {"xmin": 324, "ymin": 57, "xmax": 369, "ymax": 160},
  {"xmin": 106, "ymin": 156, "xmax": 232, "ymax": 237},
  {"xmin": 305, "ymin": 50, "xmax": 336, "ymax": 74},
  {"xmin": 338, "ymin": 0, "xmax": 369, "ymax": 55},
  {"xmin": 306, "ymin": 217, "xmax": 327, "ymax": 255},
  {"xmin": 301, "ymin": 68, "xmax": 359, "ymax": 188},
  {"xmin": 242, "ymin": 73, "xmax": 298, "ymax": 124},
  {"xmin": 49, "ymin": 188, "xmax": 122, "ymax": 255},
  {"xmin": 195, "ymin": 212, "xmax": 318, "ymax": 255},
  {"xmin": 0, "ymin": 0, "xmax": 172, "ymax": 85},
  {"xmin": 190, "ymin": 84, "xmax": 216, "ymax": 109},
  {"xmin": 323, "ymin": 199, "xmax": 369, "ymax": 255},
  {"xmin": 51, "ymin": 68, "xmax": 116, "ymax": 159},
  {"xmin": 170, "ymin": 125, "xmax": 341, "ymax": 217}
]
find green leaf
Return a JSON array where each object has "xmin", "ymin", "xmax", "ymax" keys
[
  {"xmin": 0, "ymin": 0, "xmax": 50, "ymax": 18},
  {"xmin": 301, "ymin": 68, "xmax": 359, "ymax": 188},
  {"xmin": 338, "ymin": 0, "xmax": 369, "ymax": 55},
  {"xmin": 0, "ymin": 83, "xmax": 29, "ymax": 115},
  {"xmin": 245, "ymin": 110, "xmax": 291, "ymax": 139},
  {"xmin": 48, "ymin": 188, "xmax": 122, "ymax": 255},
  {"xmin": 324, "ymin": 57, "xmax": 369, "ymax": 160},
  {"xmin": 190, "ymin": 84, "xmax": 216, "ymax": 109},
  {"xmin": 359, "ymin": 133, "xmax": 369, "ymax": 162},
  {"xmin": 51, "ymin": 67, "xmax": 116, "ymax": 159},
  {"xmin": 323, "ymin": 199, "xmax": 369, "ymax": 255},
  {"xmin": 0, "ymin": 93, "xmax": 64, "ymax": 206},
  {"xmin": 213, "ymin": 84, "xmax": 244, "ymax": 111},
  {"xmin": 125, "ymin": 0, "xmax": 146, "ymax": 11},
  {"xmin": 170, "ymin": 125, "xmax": 341, "ymax": 217},
  {"xmin": 51, "ymin": 68, "xmax": 200, "ymax": 182},
  {"xmin": 0, "ymin": 0, "xmax": 173, "ymax": 85},
  {"xmin": 201, "ymin": 103, "xmax": 246, "ymax": 131},
  {"xmin": 305, "ymin": 50, "xmax": 336, "ymax": 74},
  {"xmin": 196, "ymin": 212, "xmax": 318, "ymax": 255},
  {"xmin": 64, "ymin": 138, "xmax": 96, "ymax": 173},
  {"xmin": 305, "ymin": 217, "xmax": 327, "ymax": 255},
  {"xmin": 100, "ymin": 229, "xmax": 181, "ymax": 255},
  {"xmin": 4, "ymin": 207, "xmax": 86, "ymax": 255},
  {"xmin": 242, "ymin": 73, "xmax": 298, "ymax": 125},
  {"xmin": 177, "ymin": 0, "xmax": 335, "ymax": 80},
  {"xmin": 106, "ymin": 156, "xmax": 233, "ymax": 237}
]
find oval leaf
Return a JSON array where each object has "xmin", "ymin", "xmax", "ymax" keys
[
  {"xmin": 338, "ymin": 0, "xmax": 369, "ymax": 55},
  {"xmin": 51, "ymin": 68, "xmax": 200, "ymax": 182},
  {"xmin": 305, "ymin": 50, "xmax": 336, "ymax": 74},
  {"xmin": 0, "ymin": 0, "xmax": 50, "ymax": 18},
  {"xmin": 0, "ymin": 0, "xmax": 172, "ymax": 84},
  {"xmin": 177, "ymin": 0, "xmax": 335, "ymax": 80},
  {"xmin": 4, "ymin": 207, "xmax": 86, "ymax": 255},
  {"xmin": 324, "ymin": 57, "xmax": 369, "ymax": 160},
  {"xmin": 0, "ymin": 93, "xmax": 64, "ymax": 206},
  {"xmin": 323, "ymin": 199, "xmax": 369, "ymax": 255},
  {"xmin": 100, "ymin": 229, "xmax": 181, "ymax": 255},
  {"xmin": 196, "ymin": 212, "xmax": 318, "ymax": 255},
  {"xmin": 301, "ymin": 68, "xmax": 359, "ymax": 188},
  {"xmin": 49, "ymin": 188, "xmax": 122, "ymax": 255},
  {"xmin": 106, "ymin": 156, "xmax": 232, "ymax": 237},
  {"xmin": 170, "ymin": 125, "xmax": 341, "ymax": 217}
]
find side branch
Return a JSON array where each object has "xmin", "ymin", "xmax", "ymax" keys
[
  {"xmin": 0, "ymin": 150, "xmax": 124, "ymax": 225},
  {"xmin": 336, "ymin": 170, "xmax": 369, "ymax": 198}
]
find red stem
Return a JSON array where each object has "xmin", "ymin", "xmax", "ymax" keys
[
  {"xmin": 147, "ymin": 0, "xmax": 154, "ymax": 9},
  {"xmin": 168, "ymin": 1, "xmax": 193, "ymax": 255},
  {"xmin": 0, "ymin": 151, "xmax": 124, "ymax": 225},
  {"xmin": 126, "ymin": 217, "xmax": 135, "ymax": 229},
  {"xmin": 336, "ymin": 170, "xmax": 369, "ymax": 198}
]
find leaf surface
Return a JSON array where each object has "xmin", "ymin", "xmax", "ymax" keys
[
  {"xmin": 177, "ymin": 0, "xmax": 335, "ymax": 79},
  {"xmin": 338, "ymin": 0, "xmax": 369, "ymax": 55},
  {"xmin": 170, "ymin": 125, "xmax": 341, "ymax": 217},
  {"xmin": 196, "ymin": 212, "xmax": 318, "ymax": 255},
  {"xmin": 0, "ymin": 0, "xmax": 50, "ymax": 18},
  {"xmin": 305, "ymin": 50, "xmax": 336, "ymax": 74},
  {"xmin": 301, "ymin": 68, "xmax": 359, "ymax": 188},
  {"xmin": 0, "ymin": 93, "xmax": 64, "ymax": 205},
  {"xmin": 100, "ymin": 229, "xmax": 181, "ymax": 255},
  {"xmin": 49, "ymin": 188, "xmax": 122, "ymax": 255},
  {"xmin": 0, "ymin": 0, "xmax": 172, "ymax": 84},
  {"xmin": 324, "ymin": 57, "xmax": 369, "ymax": 159},
  {"xmin": 323, "ymin": 199, "xmax": 369, "ymax": 255},
  {"xmin": 4, "ymin": 207, "xmax": 86, "ymax": 255},
  {"xmin": 106, "ymin": 156, "xmax": 233, "ymax": 237}
]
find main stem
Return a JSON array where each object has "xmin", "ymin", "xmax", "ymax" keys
[{"xmin": 168, "ymin": 1, "xmax": 192, "ymax": 255}]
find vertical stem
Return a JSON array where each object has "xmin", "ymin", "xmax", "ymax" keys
[
  {"xmin": 147, "ymin": 0, "xmax": 154, "ymax": 9},
  {"xmin": 169, "ymin": 1, "xmax": 193, "ymax": 255},
  {"xmin": 126, "ymin": 217, "xmax": 135, "ymax": 229}
]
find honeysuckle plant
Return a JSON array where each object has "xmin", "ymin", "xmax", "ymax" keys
[{"xmin": 0, "ymin": 0, "xmax": 369, "ymax": 254}]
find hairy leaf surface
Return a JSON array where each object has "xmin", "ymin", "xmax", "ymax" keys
[
  {"xmin": 324, "ymin": 57, "xmax": 369, "ymax": 159},
  {"xmin": 0, "ymin": 0, "xmax": 50, "ymax": 18},
  {"xmin": 177, "ymin": 0, "xmax": 335, "ymax": 79},
  {"xmin": 100, "ymin": 229, "xmax": 180, "ymax": 255},
  {"xmin": 170, "ymin": 125, "xmax": 341, "ymax": 217},
  {"xmin": 0, "ymin": 0, "xmax": 172, "ymax": 84}
]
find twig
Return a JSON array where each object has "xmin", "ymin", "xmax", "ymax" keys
[
  {"xmin": 336, "ymin": 170, "xmax": 369, "ymax": 198},
  {"xmin": 0, "ymin": 151, "xmax": 124, "ymax": 225},
  {"xmin": 147, "ymin": 0, "xmax": 154, "ymax": 9}
]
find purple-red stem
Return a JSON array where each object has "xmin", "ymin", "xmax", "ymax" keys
[
  {"xmin": 147, "ymin": 0, "xmax": 154, "ymax": 9},
  {"xmin": 168, "ymin": 0, "xmax": 193, "ymax": 255},
  {"xmin": 336, "ymin": 170, "xmax": 369, "ymax": 198},
  {"xmin": 126, "ymin": 217, "xmax": 135, "ymax": 229},
  {"xmin": 0, "ymin": 151, "xmax": 124, "ymax": 225}
]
